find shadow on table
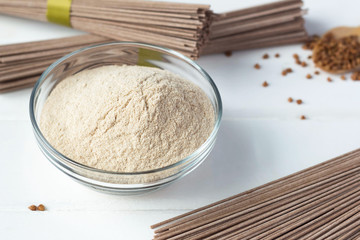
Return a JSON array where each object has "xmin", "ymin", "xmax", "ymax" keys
[{"xmin": 147, "ymin": 119, "xmax": 271, "ymax": 202}]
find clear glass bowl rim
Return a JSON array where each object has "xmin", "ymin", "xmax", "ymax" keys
[{"xmin": 29, "ymin": 41, "xmax": 222, "ymax": 176}]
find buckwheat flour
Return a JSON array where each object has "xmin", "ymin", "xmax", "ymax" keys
[{"xmin": 40, "ymin": 65, "xmax": 214, "ymax": 172}]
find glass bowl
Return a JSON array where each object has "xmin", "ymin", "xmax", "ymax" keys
[{"xmin": 29, "ymin": 42, "xmax": 222, "ymax": 195}]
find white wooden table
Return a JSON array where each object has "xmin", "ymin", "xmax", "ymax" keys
[{"xmin": 1, "ymin": 0, "xmax": 359, "ymax": 239}]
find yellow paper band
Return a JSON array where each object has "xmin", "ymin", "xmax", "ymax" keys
[
  {"xmin": 46, "ymin": 0, "xmax": 72, "ymax": 27},
  {"xmin": 137, "ymin": 48, "xmax": 162, "ymax": 68}
]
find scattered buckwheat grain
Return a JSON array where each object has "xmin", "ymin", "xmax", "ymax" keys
[
  {"xmin": 224, "ymin": 51, "xmax": 232, "ymax": 57},
  {"xmin": 301, "ymin": 62, "xmax": 308, "ymax": 67},
  {"xmin": 37, "ymin": 204, "xmax": 45, "ymax": 211},
  {"xmin": 28, "ymin": 205, "xmax": 37, "ymax": 211}
]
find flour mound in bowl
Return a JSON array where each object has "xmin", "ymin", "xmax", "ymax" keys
[{"xmin": 40, "ymin": 65, "xmax": 215, "ymax": 172}]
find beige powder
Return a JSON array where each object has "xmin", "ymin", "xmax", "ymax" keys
[{"xmin": 40, "ymin": 65, "xmax": 214, "ymax": 172}]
